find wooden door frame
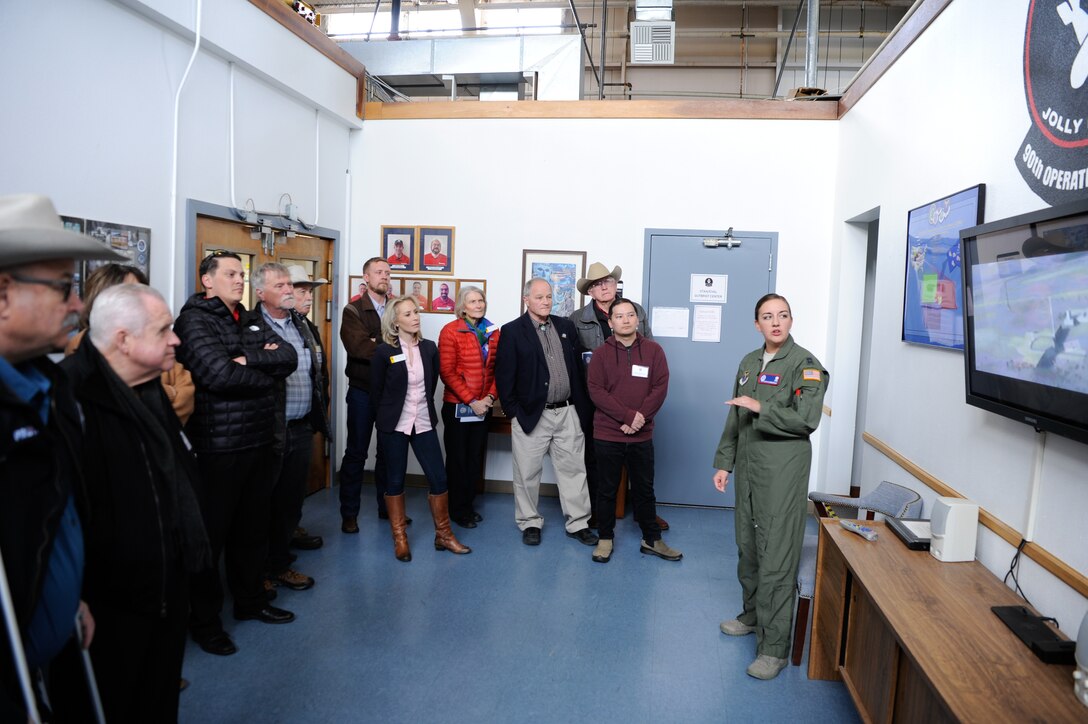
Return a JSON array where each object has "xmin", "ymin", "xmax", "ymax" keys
[{"xmin": 185, "ymin": 199, "xmax": 343, "ymax": 489}]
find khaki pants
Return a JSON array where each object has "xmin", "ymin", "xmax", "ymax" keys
[{"xmin": 510, "ymin": 406, "xmax": 592, "ymax": 533}]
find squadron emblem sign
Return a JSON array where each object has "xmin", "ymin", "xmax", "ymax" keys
[{"xmin": 1015, "ymin": 1, "xmax": 1088, "ymax": 205}]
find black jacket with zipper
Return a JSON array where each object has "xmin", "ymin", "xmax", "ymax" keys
[{"xmin": 174, "ymin": 293, "xmax": 298, "ymax": 453}]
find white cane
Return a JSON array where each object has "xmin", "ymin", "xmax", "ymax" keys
[
  {"xmin": 73, "ymin": 608, "xmax": 106, "ymax": 724},
  {"xmin": 0, "ymin": 546, "xmax": 42, "ymax": 724}
]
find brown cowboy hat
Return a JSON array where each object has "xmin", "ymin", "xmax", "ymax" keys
[
  {"xmin": 576, "ymin": 262, "xmax": 622, "ymax": 295},
  {"xmin": 0, "ymin": 194, "xmax": 124, "ymax": 268}
]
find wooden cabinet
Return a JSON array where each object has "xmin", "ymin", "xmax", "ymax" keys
[{"xmin": 809, "ymin": 520, "xmax": 1082, "ymax": 722}]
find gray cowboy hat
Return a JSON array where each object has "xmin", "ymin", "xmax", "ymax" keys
[
  {"xmin": 286, "ymin": 264, "xmax": 328, "ymax": 287},
  {"xmin": 0, "ymin": 194, "xmax": 124, "ymax": 268}
]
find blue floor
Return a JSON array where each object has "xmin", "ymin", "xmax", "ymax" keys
[{"xmin": 179, "ymin": 487, "xmax": 858, "ymax": 724}]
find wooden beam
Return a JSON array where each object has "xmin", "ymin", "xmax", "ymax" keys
[
  {"xmin": 363, "ymin": 98, "xmax": 838, "ymax": 120},
  {"xmin": 862, "ymin": 431, "xmax": 1088, "ymax": 599}
]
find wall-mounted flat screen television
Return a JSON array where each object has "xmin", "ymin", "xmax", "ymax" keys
[{"xmin": 960, "ymin": 199, "xmax": 1088, "ymax": 445}]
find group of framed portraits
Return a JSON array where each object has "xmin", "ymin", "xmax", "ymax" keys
[
  {"xmin": 382, "ymin": 225, "xmax": 454, "ymax": 274},
  {"xmin": 61, "ymin": 215, "xmax": 151, "ymax": 297},
  {"xmin": 348, "ymin": 275, "xmax": 486, "ymax": 315}
]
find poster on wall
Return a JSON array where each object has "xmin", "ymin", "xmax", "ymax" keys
[
  {"xmin": 84, "ymin": 219, "xmax": 150, "ymax": 278},
  {"xmin": 1014, "ymin": 3, "xmax": 1088, "ymax": 206},
  {"xmin": 902, "ymin": 184, "xmax": 985, "ymax": 350},
  {"xmin": 521, "ymin": 250, "xmax": 585, "ymax": 317}
]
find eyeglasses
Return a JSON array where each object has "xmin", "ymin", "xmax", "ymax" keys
[
  {"xmin": 9, "ymin": 273, "xmax": 75, "ymax": 300},
  {"xmin": 589, "ymin": 277, "xmax": 616, "ymax": 290}
]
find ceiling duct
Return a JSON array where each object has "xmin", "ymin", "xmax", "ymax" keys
[{"xmin": 631, "ymin": 0, "xmax": 674, "ymax": 65}]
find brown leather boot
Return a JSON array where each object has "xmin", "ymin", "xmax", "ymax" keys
[
  {"xmin": 429, "ymin": 493, "xmax": 471, "ymax": 554},
  {"xmin": 384, "ymin": 494, "xmax": 411, "ymax": 562}
]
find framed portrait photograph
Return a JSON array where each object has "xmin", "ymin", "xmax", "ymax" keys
[
  {"xmin": 458, "ymin": 279, "xmax": 488, "ymax": 300},
  {"xmin": 406, "ymin": 278, "xmax": 430, "ymax": 312},
  {"xmin": 387, "ymin": 278, "xmax": 404, "ymax": 298},
  {"xmin": 521, "ymin": 249, "xmax": 586, "ymax": 318},
  {"xmin": 418, "ymin": 227, "xmax": 454, "ymax": 274},
  {"xmin": 430, "ymin": 279, "xmax": 457, "ymax": 314},
  {"xmin": 902, "ymin": 184, "xmax": 986, "ymax": 350},
  {"xmin": 348, "ymin": 275, "xmax": 367, "ymax": 303},
  {"xmin": 382, "ymin": 226, "xmax": 416, "ymax": 271}
]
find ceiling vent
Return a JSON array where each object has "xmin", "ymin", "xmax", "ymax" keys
[{"xmin": 630, "ymin": 21, "xmax": 675, "ymax": 65}]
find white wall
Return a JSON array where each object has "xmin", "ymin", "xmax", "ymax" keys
[
  {"xmin": 348, "ymin": 116, "xmax": 841, "ymax": 482},
  {"xmin": 833, "ymin": 0, "xmax": 1088, "ymax": 636},
  {"xmin": 0, "ymin": 0, "xmax": 358, "ymax": 309}
]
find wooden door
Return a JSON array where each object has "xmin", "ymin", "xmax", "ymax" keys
[{"xmin": 194, "ymin": 215, "xmax": 334, "ymax": 494}]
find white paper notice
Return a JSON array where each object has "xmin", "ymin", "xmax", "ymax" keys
[
  {"xmin": 651, "ymin": 307, "xmax": 689, "ymax": 338},
  {"xmin": 690, "ymin": 274, "xmax": 728, "ymax": 303},
  {"xmin": 691, "ymin": 305, "xmax": 721, "ymax": 343}
]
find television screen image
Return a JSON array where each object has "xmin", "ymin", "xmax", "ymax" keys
[
  {"xmin": 971, "ymin": 249, "xmax": 1088, "ymax": 394},
  {"xmin": 961, "ymin": 200, "xmax": 1088, "ymax": 444}
]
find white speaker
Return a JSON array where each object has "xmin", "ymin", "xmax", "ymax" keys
[
  {"xmin": 929, "ymin": 496, "xmax": 979, "ymax": 562},
  {"xmin": 1074, "ymin": 610, "xmax": 1088, "ymax": 708}
]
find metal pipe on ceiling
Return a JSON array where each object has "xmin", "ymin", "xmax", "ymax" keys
[
  {"xmin": 598, "ymin": 0, "xmax": 608, "ymax": 100},
  {"xmin": 567, "ymin": 0, "xmax": 601, "ymax": 92},
  {"xmin": 805, "ymin": 0, "xmax": 818, "ymax": 87},
  {"xmin": 771, "ymin": 0, "xmax": 804, "ymax": 98}
]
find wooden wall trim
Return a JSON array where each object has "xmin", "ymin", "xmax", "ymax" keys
[
  {"xmin": 363, "ymin": 98, "xmax": 838, "ymax": 121},
  {"xmin": 249, "ymin": 0, "xmax": 367, "ymax": 116},
  {"xmin": 837, "ymin": 0, "xmax": 954, "ymax": 118},
  {"xmin": 862, "ymin": 431, "xmax": 1088, "ymax": 599}
]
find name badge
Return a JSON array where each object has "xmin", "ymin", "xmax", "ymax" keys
[
  {"xmin": 389, "ymin": 353, "xmax": 406, "ymax": 364},
  {"xmin": 758, "ymin": 373, "xmax": 781, "ymax": 386},
  {"xmin": 486, "ymin": 324, "xmax": 499, "ymax": 334},
  {"xmin": 632, "ymin": 364, "xmax": 649, "ymax": 378}
]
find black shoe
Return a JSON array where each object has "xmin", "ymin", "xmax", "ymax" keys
[
  {"xmin": 567, "ymin": 527, "xmax": 599, "ymax": 546},
  {"xmin": 471, "ymin": 511, "xmax": 483, "ymax": 523},
  {"xmin": 290, "ymin": 534, "xmax": 323, "ymax": 550},
  {"xmin": 234, "ymin": 605, "xmax": 295, "ymax": 624},
  {"xmin": 454, "ymin": 516, "xmax": 477, "ymax": 529},
  {"xmin": 341, "ymin": 516, "xmax": 359, "ymax": 534},
  {"xmin": 196, "ymin": 631, "xmax": 237, "ymax": 656},
  {"xmin": 522, "ymin": 527, "xmax": 541, "ymax": 546}
]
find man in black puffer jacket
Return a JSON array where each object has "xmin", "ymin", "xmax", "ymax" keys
[{"xmin": 175, "ymin": 251, "xmax": 298, "ymax": 656}]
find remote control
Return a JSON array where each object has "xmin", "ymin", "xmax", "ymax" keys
[{"xmin": 840, "ymin": 519, "xmax": 878, "ymax": 541}]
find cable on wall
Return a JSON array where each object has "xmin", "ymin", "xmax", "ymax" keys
[{"xmin": 170, "ymin": 0, "xmax": 203, "ymax": 309}]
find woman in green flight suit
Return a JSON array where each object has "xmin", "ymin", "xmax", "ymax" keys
[{"xmin": 712, "ymin": 293, "xmax": 829, "ymax": 681}]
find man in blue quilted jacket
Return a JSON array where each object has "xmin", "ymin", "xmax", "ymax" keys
[{"xmin": 175, "ymin": 251, "xmax": 298, "ymax": 656}]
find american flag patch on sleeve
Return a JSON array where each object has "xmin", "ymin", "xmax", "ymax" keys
[{"xmin": 802, "ymin": 368, "xmax": 821, "ymax": 382}]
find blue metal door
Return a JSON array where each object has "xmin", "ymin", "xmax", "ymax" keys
[{"xmin": 641, "ymin": 230, "xmax": 776, "ymax": 507}]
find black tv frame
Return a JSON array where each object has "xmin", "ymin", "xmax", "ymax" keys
[{"xmin": 960, "ymin": 198, "xmax": 1088, "ymax": 446}]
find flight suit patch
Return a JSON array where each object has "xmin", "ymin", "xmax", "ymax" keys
[
  {"xmin": 757, "ymin": 373, "xmax": 781, "ymax": 386},
  {"xmin": 802, "ymin": 368, "xmax": 821, "ymax": 382}
]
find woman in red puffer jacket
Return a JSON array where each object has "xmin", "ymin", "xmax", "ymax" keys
[{"xmin": 438, "ymin": 285, "xmax": 501, "ymax": 529}]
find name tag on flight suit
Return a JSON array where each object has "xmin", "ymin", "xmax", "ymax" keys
[
  {"xmin": 632, "ymin": 365, "xmax": 649, "ymax": 378},
  {"xmin": 758, "ymin": 373, "xmax": 781, "ymax": 386}
]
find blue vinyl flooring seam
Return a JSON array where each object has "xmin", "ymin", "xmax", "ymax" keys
[{"xmin": 178, "ymin": 487, "xmax": 858, "ymax": 724}]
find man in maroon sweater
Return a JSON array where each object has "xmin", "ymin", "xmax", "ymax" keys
[{"xmin": 585, "ymin": 297, "xmax": 681, "ymax": 563}]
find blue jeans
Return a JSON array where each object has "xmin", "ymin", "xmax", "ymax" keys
[
  {"xmin": 378, "ymin": 428, "xmax": 447, "ymax": 496},
  {"xmin": 339, "ymin": 386, "xmax": 387, "ymax": 518}
]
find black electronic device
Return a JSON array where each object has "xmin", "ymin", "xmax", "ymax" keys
[
  {"xmin": 991, "ymin": 605, "xmax": 1077, "ymax": 665},
  {"xmin": 886, "ymin": 517, "xmax": 931, "ymax": 550},
  {"xmin": 960, "ymin": 198, "xmax": 1088, "ymax": 446}
]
